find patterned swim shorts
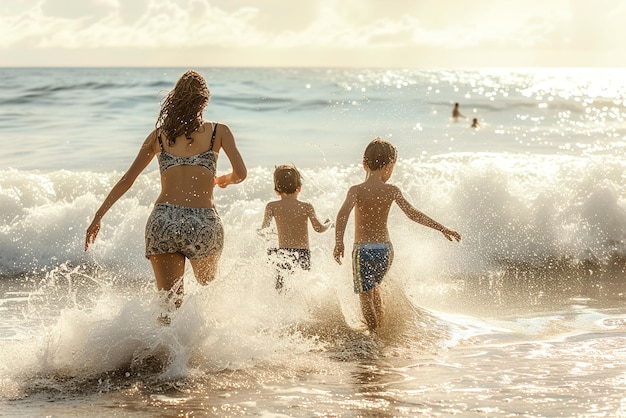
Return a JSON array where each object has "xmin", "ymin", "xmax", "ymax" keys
[
  {"xmin": 145, "ymin": 203, "xmax": 224, "ymax": 260},
  {"xmin": 267, "ymin": 247, "xmax": 311, "ymax": 291},
  {"xmin": 352, "ymin": 242, "xmax": 394, "ymax": 294}
]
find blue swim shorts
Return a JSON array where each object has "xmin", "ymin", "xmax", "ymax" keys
[{"xmin": 352, "ymin": 242, "xmax": 394, "ymax": 294}]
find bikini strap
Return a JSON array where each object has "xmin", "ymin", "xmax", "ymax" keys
[
  {"xmin": 157, "ymin": 130, "xmax": 164, "ymax": 152},
  {"xmin": 210, "ymin": 123, "xmax": 218, "ymax": 151}
]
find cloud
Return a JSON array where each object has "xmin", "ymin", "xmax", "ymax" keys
[
  {"xmin": 0, "ymin": 0, "xmax": 265, "ymax": 49},
  {"xmin": 0, "ymin": 0, "xmax": 572, "ymax": 50},
  {"xmin": 41, "ymin": 0, "xmax": 117, "ymax": 19},
  {"xmin": 1, "ymin": 0, "xmax": 625, "ymax": 66}
]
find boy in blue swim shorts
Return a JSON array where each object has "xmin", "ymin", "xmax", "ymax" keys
[{"xmin": 333, "ymin": 138, "xmax": 461, "ymax": 332}]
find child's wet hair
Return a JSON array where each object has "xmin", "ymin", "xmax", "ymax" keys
[
  {"xmin": 363, "ymin": 137, "xmax": 397, "ymax": 171},
  {"xmin": 274, "ymin": 164, "xmax": 302, "ymax": 194}
]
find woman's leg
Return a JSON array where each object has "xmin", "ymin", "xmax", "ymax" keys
[
  {"xmin": 149, "ymin": 252, "xmax": 186, "ymax": 310},
  {"xmin": 189, "ymin": 250, "xmax": 222, "ymax": 286}
]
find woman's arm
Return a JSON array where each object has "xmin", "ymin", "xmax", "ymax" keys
[
  {"xmin": 215, "ymin": 124, "xmax": 247, "ymax": 188},
  {"xmin": 85, "ymin": 130, "xmax": 157, "ymax": 250}
]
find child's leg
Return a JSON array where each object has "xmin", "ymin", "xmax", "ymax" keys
[
  {"xmin": 271, "ymin": 248, "xmax": 300, "ymax": 293},
  {"xmin": 275, "ymin": 269, "xmax": 285, "ymax": 291},
  {"xmin": 149, "ymin": 252, "xmax": 186, "ymax": 313},
  {"xmin": 372, "ymin": 287, "xmax": 383, "ymax": 327},
  {"xmin": 359, "ymin": 287, "xmax": 381, "ymax": 331}
]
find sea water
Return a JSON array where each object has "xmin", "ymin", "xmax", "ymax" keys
[{"xmin": 1, "ymin": 67, "xmax": 626, "ymax": 416}]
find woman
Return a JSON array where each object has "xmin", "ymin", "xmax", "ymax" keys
[{"xmin": 85, "ymin": 70, "xmax": 247, "ymax": 311}]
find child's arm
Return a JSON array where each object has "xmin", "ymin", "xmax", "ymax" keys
[
  {"xmin": 333, "ymin": 187, "xmax": 357, "ymax": 264},
  {"xmin": 306, "ymin": 203, "xmax": 332, "ymax": 233},
  {"xmin": 393, "ymin": 186, "xmax": 461, "ymax": 242},
  {"xmin": 257, "ymin": 204, "xmax": 276, "ymax": 240},
  {"xmin": 260, "ymin": 203, "xmax": 273, "ymax": 229}
]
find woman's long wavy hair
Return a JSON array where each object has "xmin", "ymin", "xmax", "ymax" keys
[{"xmin": 156, "ymin": 70, "xmax": 210, "ymax": 146}]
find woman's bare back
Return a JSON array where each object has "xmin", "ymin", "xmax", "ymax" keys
[{"xmin": 154, "ymin": 122, "xmax": 219, "ymax": 208}]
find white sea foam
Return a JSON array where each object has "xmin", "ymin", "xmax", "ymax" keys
[{"xmin": 1, "ymin": 151, "xmax": 625, "ymax": 278}]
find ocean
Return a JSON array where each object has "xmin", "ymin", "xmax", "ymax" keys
[{"xmin": 1, "ymin": 67, "xmax": 626, "ymax": 417}]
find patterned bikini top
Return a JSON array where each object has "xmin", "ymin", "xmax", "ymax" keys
[{"xmin": 157, "ymin": 123, "xmax": 218, "ymax": 175}]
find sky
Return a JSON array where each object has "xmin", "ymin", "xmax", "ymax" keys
[{"xmin": 1, "ymin": 0, "xmax": 625, "ymax": 67}]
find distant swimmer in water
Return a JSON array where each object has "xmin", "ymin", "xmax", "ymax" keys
[
  {"xmin": 471, "ymin": 118, "xmax": 479, "ymax": 128},
  {"xmin": 85, "ymin": 70, "xmax": 247, "ymax": 323},
  {"xmin": 333, "ymin": 138, "xmax": 461, "ymax": 333},
  {"xmin": 452, "ymin": 102, "xmax": 465, "ymax": 121}
]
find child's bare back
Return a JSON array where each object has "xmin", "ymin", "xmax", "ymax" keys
[
  {"xmin": 344, "ymin": 180, "xmax": 397, "ymax": 244},
  {"xmin": 263, "ymin": 197, "xmax": 327, "ymax": 249}
]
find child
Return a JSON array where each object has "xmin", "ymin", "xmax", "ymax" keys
[
  {"xmin": 333, "ymin": 138, "xmax": 461, "ymax": 332},
  {"xmin": 260, "ymin": 165, "xmax": 332, "ymax": 290}
]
